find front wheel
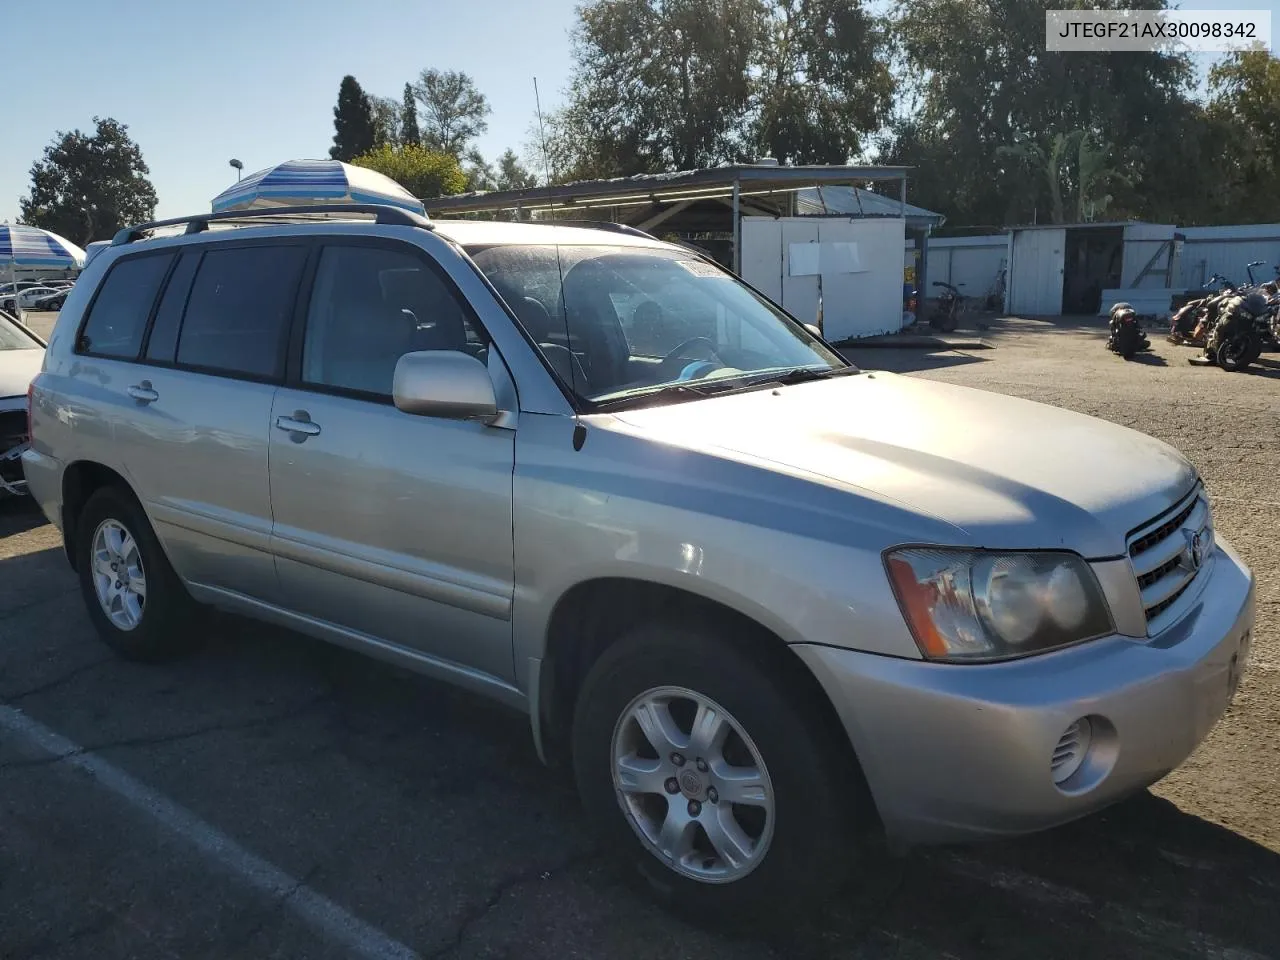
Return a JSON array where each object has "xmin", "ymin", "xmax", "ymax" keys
[
  {"xmin": 1216, "ymin": 334, "xmax": 1255, "ymax": 372},
  {"xmin": 572, "ymin": 620, "xmax": 861, "ymax": 918}
]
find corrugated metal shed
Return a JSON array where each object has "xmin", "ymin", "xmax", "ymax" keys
[{"xmin": 1176, "ymin": 223, "xmax": 1280, "ymax": 288}]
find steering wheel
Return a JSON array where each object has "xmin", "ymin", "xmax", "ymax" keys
[
  {"xmin": 659, "ymin": 337, "xmax": 725, "ymax": 381},
  {"xmin": 663, "ymin": 337, "xmax": 723, "ymax": 364}
]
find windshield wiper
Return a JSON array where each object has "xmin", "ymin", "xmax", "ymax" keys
[
  {"xmin": 591, "ymin": 365, "xmax": 859, "ymax": 412},
  {"xmin": 591, "ymin": 381, "xmax": 720, "ymax": 411},
  {"xmin": 738, "ymin": 365, "xmax": 861, "ymax": 388}
]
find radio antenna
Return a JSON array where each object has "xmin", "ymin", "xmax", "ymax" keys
[
  {"xmin": 533, "ymin": 78, "xmax": 582, "ymax": 448},
  {"xmin": 533, "ymin": 77, "xmax": 554, "ymax": 192}
]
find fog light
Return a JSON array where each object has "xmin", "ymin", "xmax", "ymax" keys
[{"xmin": 1051, "ymin": 717, "xmax": 1092, "ymax": 785}]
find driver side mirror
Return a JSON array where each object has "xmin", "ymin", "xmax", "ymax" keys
[
  {"xmin": 804, "ymin": 323, "xmax": 823, "ymax": 338},
  {"xmin": 393, "ymin": 351, "xmax": 499, "ymax": 422}
]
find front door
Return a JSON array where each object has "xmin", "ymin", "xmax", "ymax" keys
[{"xmin": 267, "ymin": 240, "xmax": 517, "ymax": 683}]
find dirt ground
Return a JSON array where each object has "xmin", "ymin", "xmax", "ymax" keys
[{"xmin": 1, "ymin": 312, "xmax": 1277, "ymax": 959}]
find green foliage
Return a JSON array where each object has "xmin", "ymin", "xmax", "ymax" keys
[
  {"xmin": 495, "ymin": 149, "xmax": 537, "ymax": 191},
  {"xmin": 18, "ymin": 117, "xmax": 157, "ymax": 245},
  {"xmin": 330, "ymin": 75, "xmax": 376, "ymax": 162},
  {"xmin": 883, "ymin": 0, "xmax": 1200, "ymax": 226},
  {"xmin": 552, "ymin": 0, "xmax": 893, "ymax": 178},
  {"xmin": 412, "ymin": 69, "xmax": 491, "ymax": 157},
  {"xmin": 350, "ymin": 144, "xmax": 467, "ymax": 199},
  {"xmin": 754, "ymin": 0, "xmax": 894, "ymax": 164},
  {"xmin": 1206, "ymin": 49, "xmax": 1280, "ymax": 222},
  {"xmin": 400, "ymin": 83, "xmax": 421, "ymax": 146},
  {"xmin": 371, "ymin": 96, "xmax": 401, "ymax": 148}
]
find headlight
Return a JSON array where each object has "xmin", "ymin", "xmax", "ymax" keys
[{"xmin": 885, "ymin": 548, "xmax": 1114, "ymax": 662}]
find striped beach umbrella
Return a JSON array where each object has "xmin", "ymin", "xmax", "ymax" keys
[
  {"xmin": 211, "ymin": 159, "xmax": 425, "ymax": 215},
  {"xmin": 1, "ymin": 225, "xmax": 86, "ymax": 319},
  {"xmin": 0, "ymin": 225, "xmax": 86, "ymax": 268}
]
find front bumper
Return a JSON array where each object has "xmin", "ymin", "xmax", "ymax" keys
[{"xmin": 795, "ymin": 535, "xmax": 1255, "ymax": 845}]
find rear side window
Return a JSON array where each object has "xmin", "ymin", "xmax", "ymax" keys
[
  {"xmin": 78, "ymin": 253, "xmax": 174, "ymax": 359},
  {"xmin": 145, "ymin": 251, "xmax": 201, "ymax": 363},
  {"xmin": 176, "ymin": 245, "xmax": 307, "ymax": 379}
]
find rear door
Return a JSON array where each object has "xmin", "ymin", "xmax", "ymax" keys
[{"xmin": 107, "ymin": 240, "xmax": 309, "ymax": 603}]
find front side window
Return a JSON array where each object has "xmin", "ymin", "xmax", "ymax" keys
[
  {"xmin": 78, "ymin": 253, "xmax": 174, "ymax": 359},
  {"xmin": 302, "ymin": 244, "xmax": 487, "ymax": 399},
  {"xmin": 467, "ymin": 244, "xmax": 846, "ymax": 406},
  {"xmin": 176, "ymin": 245, "xmax": 307, "ymax": 379}
]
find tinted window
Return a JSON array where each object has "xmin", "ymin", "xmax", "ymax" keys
[
  {"xmin": 176, "ymin": 245, "xmax": 306, "ymax": 379},
  {"xmin": 78, "ymin": 253, "xmax": 174, "ymax": 359},
  {"xmin": 145, "ymin": 251, "xmax": 200, "ymax": 363},
  {"xmin": 302, "ymin": 245, "xmax": 486, "ymax": 398}
]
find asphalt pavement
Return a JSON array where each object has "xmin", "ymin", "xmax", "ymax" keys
[{"xmin": 1, "ymin": 313, "xmax": 1277, "ymax": 959}]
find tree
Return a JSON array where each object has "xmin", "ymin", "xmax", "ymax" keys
[
  {"xmin": 884, "ymin": 0, "xmax": 1200, "ymax": 227},
  {"xmin": 330, "ymin": 75, "xmax": 376, "ymax": 161},
  {"xmin": 371, "ymin": 96, "xmax": 401, "ymax": 147},
  {"xmin": 495, "ymin": 149, "xmax": 537, "ymax": 191},
  {"xmin": 753, "ymin": 0, "xmax": 894, "ymax": 163},
  {"xmin": 350, "ymin": 144, "xmax": 467, "ymax": 199},
  {"xmin": 18, "ymin": 117, "xmax": 157, "ymax": 246},
  {"xmin": 555, "ymin": 0, "xmax": 761, "ymax": 177},
  {"xmin": 412, "ymin": 69, "xmax": 490, "ymax": 157},
  {"xmin": 1206, "ymin": 49, "xmax": 1280, "ymax": 222},
  {"xmin": 400, "ymin": 82, "xmax": 421, "ymax": 146},
  {"xmin": 551, "ymin": 0, "xmax": 892, "ymax": 178}
]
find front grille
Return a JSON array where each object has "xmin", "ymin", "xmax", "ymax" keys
[{"xmin": 1127, "ymin": 486, "xmax": 1210, "ymax": 634}]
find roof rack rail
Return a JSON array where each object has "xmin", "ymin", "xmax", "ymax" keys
[
  {"xmin": 111, "ymin": 203, "xmax": 432, "ymax": 246},
  {"xmin": 548, "ymin": 220, "xmax": 657, "ymax": 240}
]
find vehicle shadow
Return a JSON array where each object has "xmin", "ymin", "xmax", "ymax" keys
[
  {"xmin": 1128, "ymin": 352, "xmax": 1169, "ymax": 367},
  {"xmin": 2, "ymin": 541, "xmax": 1277, "ymax": 960}
]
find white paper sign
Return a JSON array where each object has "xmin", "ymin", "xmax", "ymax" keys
[{"xmin": 788, "ymin": 243, "xmax": 821, "ymax": 276}]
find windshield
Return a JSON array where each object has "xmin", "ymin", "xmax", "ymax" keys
[
  {"xmin": 467, "ymin": 243, "xmax": 847, "ymax": 406},
  {"xmin": 0, "ymin": 315, "xmax": 39, "ymax": 351}
]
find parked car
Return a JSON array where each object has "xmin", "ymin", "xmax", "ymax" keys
[
  {"xmin": 0, "ymin": 308, "xmax": 46, "ymax": 494},
  {"xmin": 24, "ymin": 206, "xmax": 1255, "ymax": 916},
  {"xmin": 32, "ymin": 289, "xmax": 68, "ymax": 311},
  {"xmin": 3, "ymin": 286, "xmax": 63, "ymax": 311}
]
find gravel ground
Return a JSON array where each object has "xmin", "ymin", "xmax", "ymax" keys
[{"xmin": 0, "ymin": 312, "xmax": 1277, "ymax": 960}]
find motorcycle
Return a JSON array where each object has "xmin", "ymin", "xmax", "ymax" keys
[
  {"xmin": 1106, "ymin": 302, "xmax": 1150, "ymax": 359},
  {"xmin": 928, "ymin": 281, "xmax": 966, "ymax": 332},
  {"xmin": 1192, "ymin": 291, "xmax": 1270, "ymax": 372}
]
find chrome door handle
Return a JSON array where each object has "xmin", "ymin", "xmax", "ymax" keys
[
  {"xmin": 275, "ymin": 414, "xmax": 321, "ymax": 439},
  {"xmin": 127, "ymin": 382, "xmax": 159, "ymax": 404}
]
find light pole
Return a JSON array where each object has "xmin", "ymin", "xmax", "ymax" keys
[{"xmin": 229, "ymin": 158, "xmax": 244, "ymax": 182}]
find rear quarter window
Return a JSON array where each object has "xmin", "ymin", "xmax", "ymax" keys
[{"xmin": 77, "ymin": 253, "xmax": 175, "ymax": 359}]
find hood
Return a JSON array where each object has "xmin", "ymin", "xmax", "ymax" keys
[
  {"xmin": 0, "ymin": 348, "xmax": 44, "ymax": 402},
  {"xmin": 608, "ymin": 372, "xmax": 1195, "ymax": 558}
]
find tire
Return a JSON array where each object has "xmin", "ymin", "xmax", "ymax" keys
[
  {"xmin": 1216, "ymin": 334, "xmax": 1254, "ymax": 372},
  {"xmin": 572, "ymin": 619, "xmax": 861, "ymax": 920},
  {"xmin": 75, "ymin": 485, "xmax": 196, "ymax": 661}
]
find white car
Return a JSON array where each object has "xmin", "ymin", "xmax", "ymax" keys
[
  {"xmin": 0, "ymin": 287, "xmax": 64, "ymax": 313},
  {"xmin": 0, "ymin": 309, "xmax": 45, "ymax": 494}
]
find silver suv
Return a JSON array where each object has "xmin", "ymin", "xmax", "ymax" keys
[{"xmin": 25, "ymin": 205, "xmax": 1254, "ymax": 915}]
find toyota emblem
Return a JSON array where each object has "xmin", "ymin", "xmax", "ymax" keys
[{"xmin": 1184, "ymin": 529, "xmax": 1206, "ymax": 571}]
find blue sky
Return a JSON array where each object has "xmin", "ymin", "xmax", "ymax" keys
[
  {"xmin": 1, "ymin": 0, "xmax": 1275, "ymax": 228},
  {"xmin": 0, "ymin": 0, "xmax": 579, "ymax": 224}
]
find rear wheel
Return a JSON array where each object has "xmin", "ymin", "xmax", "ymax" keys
[
  {"xmin": 75, "ymin": 486, "xmax": 197, "ymax": 661},
  {"xmin": 572, "ymin": 619, "xmax": 861, "ymax": 918}
]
